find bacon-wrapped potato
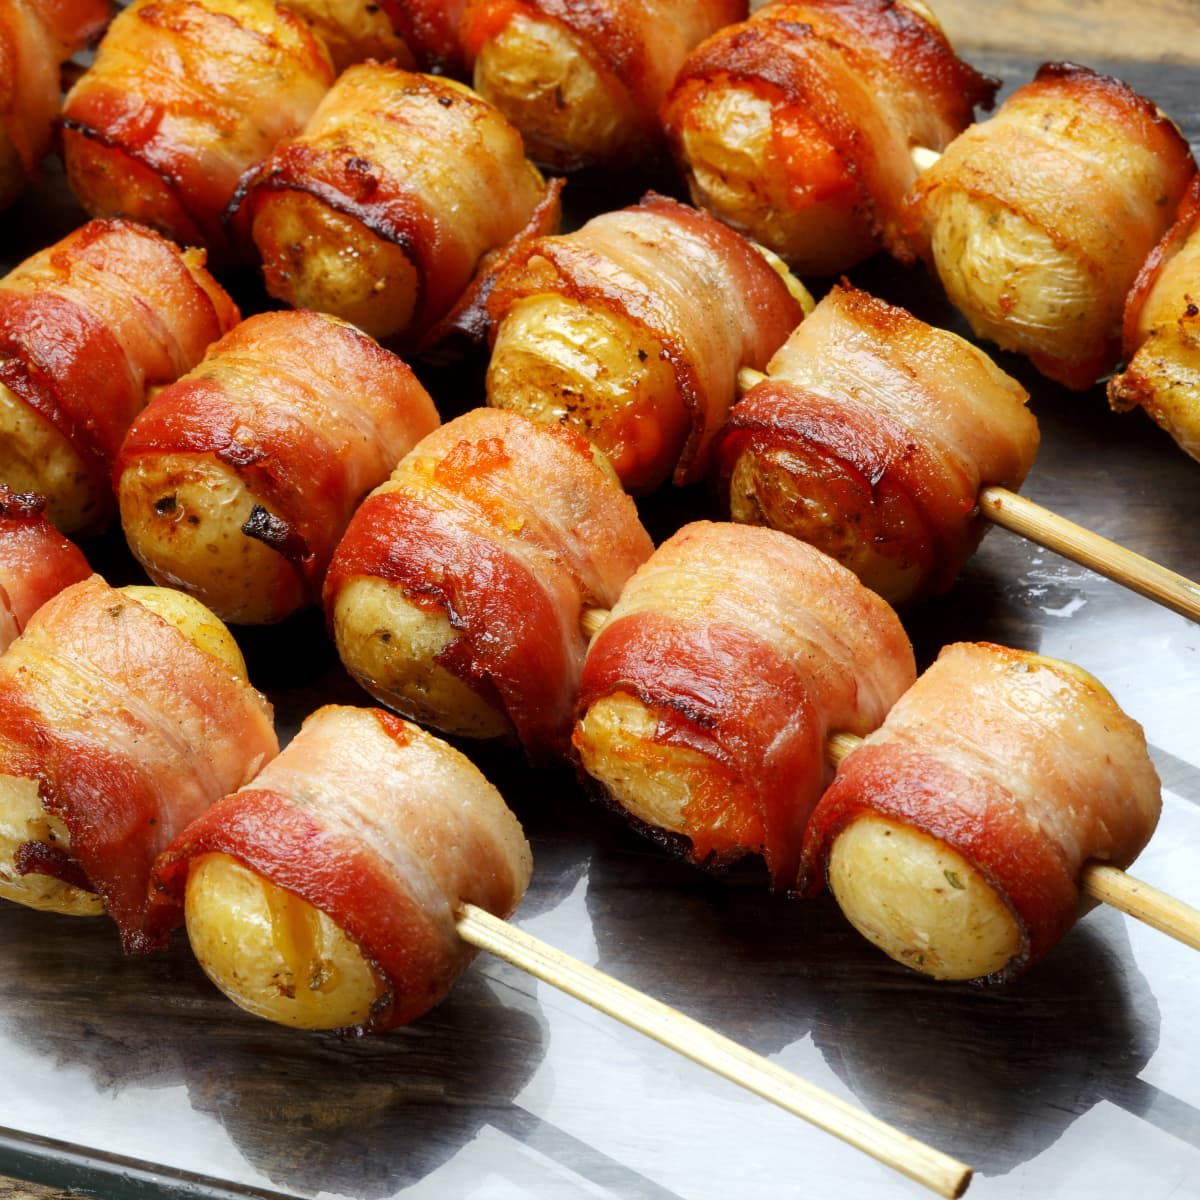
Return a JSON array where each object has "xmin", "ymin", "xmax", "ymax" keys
[
  {"xmin": 1109, "ymin": 172, "xmax": 1200, "ymax": 462},
  {"xmin": 461, "ymin": 0, "xmax": 746, "ymax": 171},
  {"xmin": 324, "ymin": 408, "xmax": 654, "ymax": 764},
  {"xmin": 236, "ymin": 63, "xmax": 558, "ymax": 346},
  {"xmin": 152, "ymin": 704, "xmax": 532, "ymax": 1032},
  {"xmin": 482, "ymin": 192, "xmax": 810, "ymax": 493},
  {"xmin": 0, "ymin": 0, "xmax": 111, "ymax": 209},
  {"xmin": 712, "ymin": 282, "xmax": 1040, "ymax": 604},
  {"xmin": 116, "ymin": 309, "xmax": 440, "ymax": 626},
  {"xmin": 802, "ymin": 642, "xmax": 1161, "ymax": 982},
  {"xmin": 903, "ymin": 62, "xmax": 1196, "ymax": 390},
  {"xmin": 0, "ymin": 486, "xmax": 91, "ymax": 652},
  {"xmin": 661, "ymin": 0, "xmax": 996, "ymax": 276},
  {"xmin": 0, "ymin": 576, "xmax": 277, "ymax": 949},
  {"xmin": 573, "ymin": 521, "xmax": 916, "ymax": 892},
  {"xmin": 0, "ymin": 218, "xmax": 240, "ymax": 534},
  {"xmin": 60, "ymin": 0, "xmax": 335, "ymax": 266}
]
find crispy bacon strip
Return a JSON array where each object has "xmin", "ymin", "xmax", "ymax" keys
[
  {"xmin": 0, "ymin": 486, "xmax": 91, "ymax": 651},
  {"xmin": 484, "ymin": 192, "xmax": 806, "ymax": 489},
  {"xmin": 115, "ymin": 310, "xmax": 439, "ymax": 624},
  {"xmin": 153, "ymin": 705, "xmax": 532, "ymax": 1033},
  {"xmin": 712, "ymin": 282, "xmax": 1039, "ymax": 603},
  {"xmin": 60, "ymin": 0, "xmax": 334, "ymax": 265},
  {"xmin": 461, "ymin": 0, "xmax": 745, "ymax": 169},
  {"xmin": 574, "ymin": 521, "xmax": 915, "ymax": 891},
  {"xmin": 661, "ymin": 0, "xmax": 996, "ymax": 273},
  {"xmin": 1109, "ymin": 172, "xmax": 1200, "ymax": 462},
  {"xmin": 235, "ymin": 64, "xmax": 556, "ymax": 346},
  {"xmin": 0, "ymin": 576, "xmax": 277, "ymax": 952},
  {"xmin": 376, "ymin": 0, "xmax": 469, "ymax": 74},
  {"xmin": 903, "ymin": 62, "xmax": 1195, "ymax": 390},
  {"xmin": 801, "ymin": 642, "xmax": 1161, "ymax": 978},
  {"xmin": 324, "ymin": 408, "xmax": 654, "ymax": 763},
  {"xmin": 0, "ymin": 217, "xmax": 240, "ymax": 534},
  {"xmin": 0, "ymin": 0, "xmax": 110, "ymax": 208}
]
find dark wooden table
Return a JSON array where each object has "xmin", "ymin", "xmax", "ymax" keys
[{"xmin": 1, "ymin": 3, "xmax": 1198, "ymax": 1198}]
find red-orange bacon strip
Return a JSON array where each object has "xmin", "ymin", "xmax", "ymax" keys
[
  {"xmin": 0, "ymin": 576, "xmax": 277, "ymax": 952},
  {"xmin": 0, "ymin": 486, "xmax": 91, "ymax": 651}
]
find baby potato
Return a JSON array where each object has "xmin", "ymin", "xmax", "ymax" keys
[
  {"xmin": 330, "ymin": 576, "xmax": 511, "ymax": 741},
  {"xmin": 827, "ymin": 813, "xmax": 1022, "ymax": 981},
  {"xmin": 118, "ymin": 452, "xmax": 305, "ymax": 627},
  {"xmin": 668, "ymin": 78, "xmax": 877, "ymax": 276},
  {"xmin": 471, "ymin": 11, "xmax": 641, "ymax": 170},
  {"xmin": 184, "ymin": 851, "xmax": 383, "ymax": 1030},
  {"xmin": 0, "ymin": 585, "xmax": 248, "ymax": 917},
  {"xmin": 574, "ymin": 692, "xmax": 733, "ymax": 845},
  {"xmin": 486, "ymin": 294, "xmax": 687, "ymax": 494},
  {"xmin": 0, "ymin": 380, "xmax": 107, "ymax": 534}
]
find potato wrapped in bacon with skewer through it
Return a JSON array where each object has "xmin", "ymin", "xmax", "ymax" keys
[
  {"xmin": 573, "ymin": 521, "xmax": 916, "ymax": 893},
  {"xmin": 902, "ymin": 61, "xmax": 1195, "ymax": 390},
  {"xmin": 324, "ymin": 408, "xmax": 655, "ymax": 765},
  {"xmin": 712, "ymin": 281, "xmax": 1040, "ymax": 605},
  {"xmin": 480, "ymin": 192, "xmax": 810, "ymax": 494},
  {"xmin": 115, "ymin": 310, "xmax": 440, "ymax": 626},
  {"xmin": 0, "ymin": 0, "xmax": 111, "ymax": 209},
  {"xmin": 152, "ymin": 704, "xmax": 533, "ymax": 1033},
  {"xmin": 0, "ymin": 486, "xmax": 91, "ymax": 653},
  {"xmin": 660, "ymin": 0, "xmax": 996, "ymax": 276},
  {"xmin": 60, "ymin": 0, "xmax": 335, "ymax": 267},
  {"xmin": 1109, "ymin": 172, "xmax": 1200, "ymax": 463},
  {"xmin": 461, "ymin": 0, "xmax": 746, "ymax": 171},
  {"xmin": 0, "ymin": 576, "xmax": 278, "ymax": 949},
  {"xmin": 0, "ymin": 217, "xmax": 240, "ymax": 535},
  {"xmin": 235, "ymin": 63, "xmax": 559, "ymax": 347},
  {"xmin": 801, "ymin": 642, "xmax": 1162, "ymax": 982}
]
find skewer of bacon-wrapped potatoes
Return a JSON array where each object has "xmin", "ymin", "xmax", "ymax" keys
[
  {"xmin": 660, "ymin": 0, "xmax": 996, "ymax": 276},
  {"xmin": 235, "ymin": 63, "xmax": 559, "ymax": 346},
  {"xmin": 324, "ymin": 407, "xmax": 654, "ymax": 764},
  {"xmin": 801, "ymin": 642, "xmax": 1162, "ymax": 982},
  {"xmin": 1108, "ymin": 172, "xmax": 1200, "ymax": 462},
  {"xmin": 0, "ymin": 217, "xmax": 240, "ymax": 534},
  {"xmin": 0, "ymin": 486, "xmax": 91, "ymax": 652},
  {"xmin": 573, "ymin": 520, "xmax": 917, "ymax": 892},
  {"xmin": 0, "ymin": 0, "xmax": 111, "ymax": 209},
  {"xmin": 901, "ymin": 61, "xmax": 1196, "ymax": 390},
  {"xmin": 115, "ymin": 309, "xmax": 440, "ymax": 625},
  {"xmin": 152, "ymin": 704, "xmax": 533, "ymax": 1032},
  {"xmin": 479, "ymin": 191, "xmax": 810, "ymax": 493},
  {"xmin": 461, "ymin": 0, "xmax": 746, "ymax": 171},
  {"xmin": 60, "ymin": 0, "xmax": 335, "ymax": 266},
  {"xmin": 0, "ymin": 575, "xmax": 278, "ymax": 949},
  {"xmin": 712, "ymin": 281, "xmax": 1040, "ymax": 604}
]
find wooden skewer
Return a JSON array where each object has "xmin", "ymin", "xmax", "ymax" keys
[
  {"xmin": 735, "ymin": 367, "xmax": 1200, "ymax": 623},
  {"xmin": 455, "ymin": 902, "xmax": 974, "ymax": 1199},
  {"xmin": 826, "ymin": 731, "xmax": 1200, "ymax": 949}
]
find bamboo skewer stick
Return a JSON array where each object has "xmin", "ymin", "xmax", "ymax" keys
[
  {"xmin": 825, "ymin": 731, "xmax": 1200, "ymax": 948},
  {"xmin": 456, "ymin": 903, "xmax": 974, "ymax": 1199},
  {"xmin": 734, "ymin": 366, "xmax": 1200, "ymax": 623}
]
